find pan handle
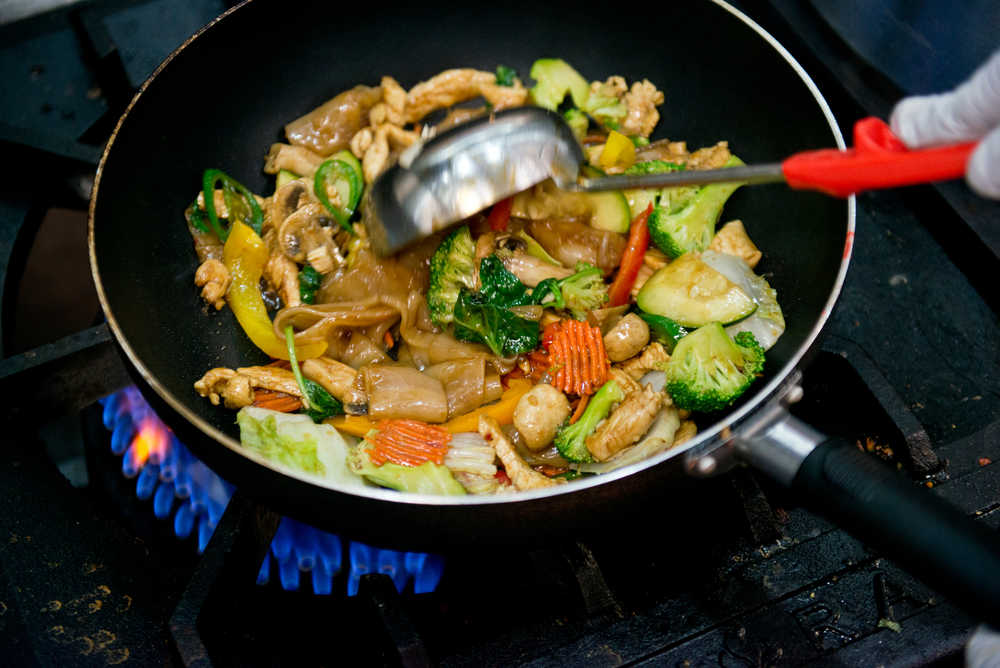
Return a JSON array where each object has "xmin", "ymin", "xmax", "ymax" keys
[{"xmin": 791, "ymin": 433, "xmax": 1000, "ymax": 627}]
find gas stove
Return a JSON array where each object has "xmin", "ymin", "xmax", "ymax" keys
[{"xmin": 1, "ymin": 1, "xmax": 999, "ymax": 666}]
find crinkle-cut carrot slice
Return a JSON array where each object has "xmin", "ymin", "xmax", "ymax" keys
[
  {"xmin": 369, "ymin": 419, "xmax": 452, "ymax": 467},
  {"xmin": 537, "ymin": 320, "xmax": 609, "ymax": 396}
]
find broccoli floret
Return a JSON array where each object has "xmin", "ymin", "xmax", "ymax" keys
[
  {"xmin": 623, "ymin": 160, "xmax": 686, "ymax": 175},
  {"xmin": 553, "ymin": 379, "xmax": 625, "ymax": 462},
  {"xmin": 531, "ymin": 263, "xmax": 608, "ymax": 319},
  {"xmin": 663, "ymin": 323, "xmax": 764, "ymax": 412},
  {"xmin": 495, "ymin": 64, "xmax": 517, "ymax": 87},
  {"xmin": 528, "ymin": 58, "xmax": 625, "ymax": 129},
  {"xmin": 621, "ymin": 160, "xmax": 685, "ymax": 217},
  {"xmin": 587, "ymin": 97, "xmax": 626, "ymax": 130},
  {"xmin": 647, "ymin": 155, "xmax": 745, "ymax": 259},
  {"xmin": 427, "ymin": 225, "xmax": 476, "ymax": 326},
  {"xmin": 559, "ymin": 263, "xmax": 608, "ymax": 319},
  {"xmin": 563, "ymin": 108, "xmax": 589, "ymax": 142}
]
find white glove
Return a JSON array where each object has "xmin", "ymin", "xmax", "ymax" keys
[
  {"xmin": 890, "ymin": 49, "xmax": 1000, "ymax": 199},
  {"xmin": 966, "ymin": 625, "xmax": 1000, "ymax": 668}
]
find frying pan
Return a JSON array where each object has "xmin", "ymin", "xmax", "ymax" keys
[{"xmin": 89, "ymin": 0, "xmax": 1000, "ymax": 625}]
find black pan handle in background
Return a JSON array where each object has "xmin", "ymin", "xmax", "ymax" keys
[{"xmin": 792, "ymin": 435, "xmax": 1000, "ymax": 628}]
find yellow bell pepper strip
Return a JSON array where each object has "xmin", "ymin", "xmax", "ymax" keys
[
  {"xmin": 442, "ymin": 378, "xmax": 532, "ymax": 433},
  {"xmin": 327, "ymin": 415, "xmax": 378, "ymax": 438},
  {"xmin": 599, "ymin": 130, "xmax": 636, "ymax": 170},
  {"xmin": 223, "ymin": 221, "xmax": 326, "ymax": 361},
  {"xmin": 327, "ymin": 378, "xmax": 533, "ymax": 436}
]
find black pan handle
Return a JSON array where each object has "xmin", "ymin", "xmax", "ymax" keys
[{"xmin": 792, "ymin": 435, "xmax": 1000, "ymax": 627}]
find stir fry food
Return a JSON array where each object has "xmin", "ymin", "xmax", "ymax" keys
[{"xmin": 187, "ymin": 60, "xmax": 785, "ymax": 495}]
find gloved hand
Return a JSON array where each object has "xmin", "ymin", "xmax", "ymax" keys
[{"xmin": 890, "ymin": 49, "xmax": 1000, "ymax": 199}]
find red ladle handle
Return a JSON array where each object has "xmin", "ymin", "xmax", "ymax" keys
[{"xmin": 781, "ymin": 117, "xmax": 977, "ymax": 197}]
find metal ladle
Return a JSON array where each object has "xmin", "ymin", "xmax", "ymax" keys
[{"xmin": 363, "ymin": 106, "xmax": 975, "ymax": 255}]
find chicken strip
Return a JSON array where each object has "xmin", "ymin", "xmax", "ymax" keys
[
  {"xmin": 585, "ymin": 384, "xmax": 664, "ymax": 461},
  {"xmin": 194, "ymin": 368, "xmax": 246, "ymax": 408},
  {"xmin": 686, "ymin": 141, "xmax": 732, "ymax": 170},
  {"xmin": 355, "ymin": 123, "xmax": 420, "ymax": 183},
  {"xmin": 263, "ymin": 143, "xmax": 326, "ymax": 178},
  {"xmin": 708, "ymin": 220, "xmax": 762, "ymax": 269},
  {"xmin": 632, "ymin": 263, "xmax": 656, "ymax": 298},
  {"xmin": 194, "ymin": 365, "xmax": 302, "ymax": 410},
  {"xmin": 608, "ymin": 367, "xmax": 642, "ymax": 397},
  {"xmin": 621, "ymin": 80, "xmax": 665, "ymax": 138},
  {"xmin": 479, "ymin": 415, "xmax": 563, "ymax": 491},
  {"xmin": 263, "ymin": 250, "xmax": 301, "ymax": 308},
  {"xmin": 301, "ymin": 356, "xmax": 365, "ymax": 407},
  {"xmin": 236, "ymin": 366, "xmax": 302, "ymax": 395},
  {"xmin": 194, "ymin": 259, "xmax": 230, "ymax": 310},
  {"xmin": 404, "ymin": 69, "xmax": 527, "ymax": 123},
  {"xmin": 619, "ymin": 342, "xmax": 670, "ymax": 380}
]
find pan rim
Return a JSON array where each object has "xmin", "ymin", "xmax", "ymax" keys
[{"xmin": 88, "ymin": 0, "xmax": 854, "ymax": 507}]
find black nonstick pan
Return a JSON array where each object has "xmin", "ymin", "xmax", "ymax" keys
[{"xmin": 89, "ymin": 0, "xmax": 1000, "ymax": 625}]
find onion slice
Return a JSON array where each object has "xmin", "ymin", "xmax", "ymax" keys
[{"xmin": 700, "ymin": 250, "xmax": 785, "ymax": 350}]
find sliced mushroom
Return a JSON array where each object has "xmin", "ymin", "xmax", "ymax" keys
[
  {"xmin": 276, "ymin": 201, "xmax": 341, "ymax": 270},
  {"xmin": 270, "ymin": 178, "xmax": 311, "ymax": 229}
]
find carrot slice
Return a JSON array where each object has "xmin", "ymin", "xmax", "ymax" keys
[
  {"xmin": 370, "ymin": 419, "xmax": 452, "ymax": 467},
  {"xmin": 252, "ymin": 390, "xmax": 302, "ymax": 412},
  {"xmin": 569, "ymin": 393, "xmax": 590, "ymax": 424},
  {"xmin": 539, "ymin": 320, "xmax": 609, "ymax": 395}
]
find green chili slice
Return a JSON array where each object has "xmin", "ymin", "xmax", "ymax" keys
[
  {"xmin": 314, "ymin": 155, "xmax": 361, "ymax": 233},
  {"xmin": 202, "ymin": 169, "xmax": 264, "ymax": 241},
  {"xmin": 185, "ymin": 201, "xmax": 210, "ymax": 234}
]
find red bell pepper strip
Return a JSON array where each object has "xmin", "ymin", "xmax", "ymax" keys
[
  {"xmin": 487, "ymin": 196, "xmax": 513, "ymax": 231},
  {"xmin": 607, "ymin": 203, "xmax": 653, "ymax": 307}
]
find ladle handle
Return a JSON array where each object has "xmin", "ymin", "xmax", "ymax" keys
[
  {"xmin": 792, "ymin": 435, "xmax": 1000, "ymax": 627},
  {"xmin": 782, "ymin": 117, "xmax": 977, "ymax": 196}
]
